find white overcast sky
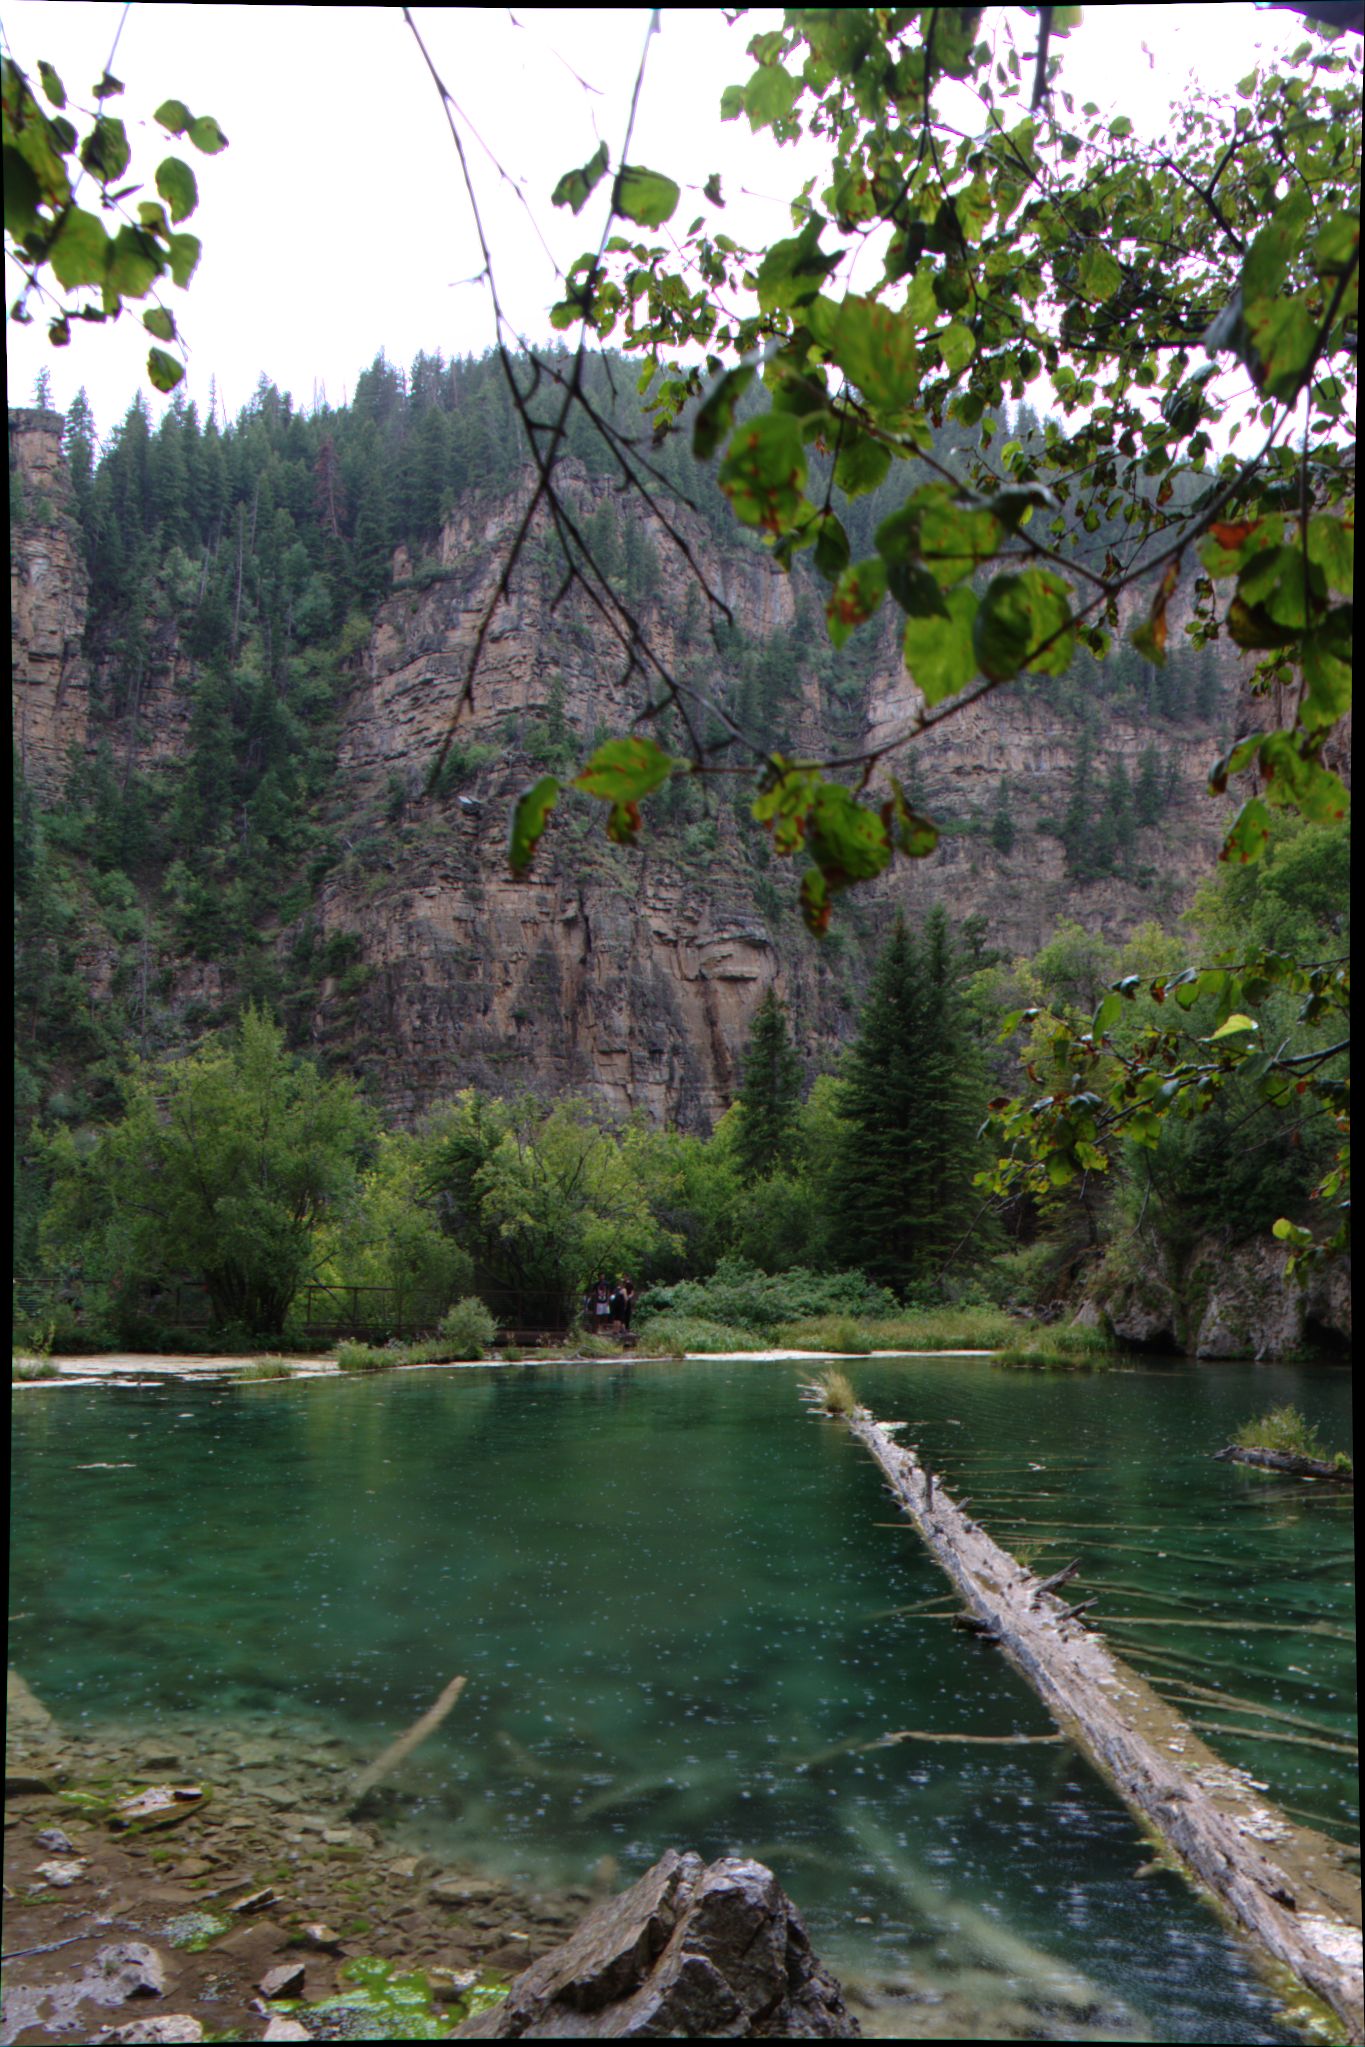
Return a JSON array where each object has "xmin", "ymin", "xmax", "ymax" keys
[{"xmin": 0, "ymin": 4, "xmax": 1336, "ymax": 441}]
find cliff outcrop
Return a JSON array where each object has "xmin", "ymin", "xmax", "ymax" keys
[
  {"xmin": 10, "ymin": 410, "xmax": 1252, "ymax": 1132},
  {"xmin": 10, "ymin": 407, "xmax": 90, "ymax": 790}
]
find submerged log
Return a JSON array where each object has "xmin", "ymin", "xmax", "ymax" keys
[
  {"xmin": 345, "ymin": 1673, "xmax": 466, "ymax": 1814},
  {"xmin": 841, "ymin": 1405, "xmax": 1363, "ymax": 2043},
  {"xmin": 1215, "ymin": 1444, "xmax": 1353, "ymax": 1483}
]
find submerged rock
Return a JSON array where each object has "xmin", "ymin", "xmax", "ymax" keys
[{"xmin": 454, "ymin": 1848, "xmax": 859, "ymax": 2038}]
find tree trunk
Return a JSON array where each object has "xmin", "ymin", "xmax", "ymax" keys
[{"xmin": 836, "ymin": 1404, "xmax": 1363, "ymax": 2042}]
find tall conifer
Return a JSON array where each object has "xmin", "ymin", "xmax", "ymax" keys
[
  {"xmin": 835, "ymin": 909, "xmax": 987, "ymax": 1293},
  {"xmin": 733, "ymin": 989, "xmax": 802, "ymax": 1182}
]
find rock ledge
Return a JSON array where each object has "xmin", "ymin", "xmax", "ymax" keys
[{"xmin": 454, "ymin": 1848, "xmax": 858, "ymax": 2038}]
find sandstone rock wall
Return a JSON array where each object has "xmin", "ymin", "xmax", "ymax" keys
[
  {"xmin": 10, "ymin": 418, "xmax": 1259, "ymax": 1132},
  {"xmin": 10, "ymin": 408, "xmax": 90, "ymax": 792}
]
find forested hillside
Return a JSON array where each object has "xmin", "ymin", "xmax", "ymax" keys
[
  {"xmin": 15, "ymin": 350, "xmax": 1349, "ymax": 1357},
  {"xmin": 14, "ymin": 349, "xmax": 1242, "ymax": 1140}
]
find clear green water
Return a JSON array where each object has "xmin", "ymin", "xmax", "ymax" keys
[{"xmin": 8, "ymin": 1355, "xmax": 1355, "ymax": 2042}]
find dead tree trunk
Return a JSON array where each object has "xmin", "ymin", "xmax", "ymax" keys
[
  {"xmin": 840, "ymin": 1405, "xmax": 1363, "ymax": 2042},
  {"xmin": 1215, "ymin": 1444, "xmax": 1352, "ymax": 1483}
]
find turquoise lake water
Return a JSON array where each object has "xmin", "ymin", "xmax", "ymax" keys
[{"xmin": 8, "ymin": 1354, "xmax": 1355, "ymax": 2041}]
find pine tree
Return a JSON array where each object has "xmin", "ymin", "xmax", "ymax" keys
[
  {"xmin": 834, "ymin": 910, "xmax": 987, "ymax": 1294},
  {"xmin": 733, "ymin": 989, "xmax": 802, "ymax": 1182},
  {"xmin": 1134, "ymin": 744, "xmax": 1164, "ymax": 827}
]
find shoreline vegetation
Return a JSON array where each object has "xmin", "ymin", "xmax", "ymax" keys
[{"xmin": 13, "ymin": 1305, "xmax": 1123, "ymax": 1384}]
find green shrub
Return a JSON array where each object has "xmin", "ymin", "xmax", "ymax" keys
[
  {"xmin": 437, "ymin": 1297, "xmax": 497, "ymax": 1359},
  {"xmin": 336, "ymin": 1340, "xmax": 392, "ymax": 1372},
  {"xmin": 633, "ymin": 1315, "xmax": 765, "ymax": 1354},
  {"xmin": 637, "ymin": 1258, "xmax": 896, "ymax": 1336},
  {"xmin": 816, "ymin": 1366, "xmax": 857, "ymax": 1414},
  {"xmin": 242, "ymin": 1356, "xmax": 296, "ymax": 1379},
  {"xmin": 1233, "ymin": 1404, "xmax": 1326, "ymax": 1458}
]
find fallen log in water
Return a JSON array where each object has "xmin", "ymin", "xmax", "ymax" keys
[
  {"xmin": 1215, "ymin": 1444, "xmax": 1353, "ymax": 1483},
  {"xmin": 838, "ymin": 1404, "xmax": 1363, "ymax": 2042}
]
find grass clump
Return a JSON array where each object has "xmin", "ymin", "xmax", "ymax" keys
[
  {"xmin": 1233, "ymin": 1404, "xmax": 1334, "ymax": 1460},
  {"xmin": 336, "ymin": 1340, "xmax": 393, "ymax": 1372},
  {"xmin": 996, "ymin": 1323, "xmax": 1115, "ymax": 1371},
  {"xmin": 243, "ymin": 1355, "xmax": 296, "ymax": 1379},
  {"xmin": 12, "ymin": 1353, "xmax": 59, "ymax": 1380},
  {"xmin": 633, "ymin": 1315, "xmax": 766, "ymax": 1354},
  {"xmin": 804, "ymin": 1366, "xmax": 857, "ymax": 1415},
  {"xmin": 775, "ymin": 1306, "xmax": 1018, "ymax": 1352}
]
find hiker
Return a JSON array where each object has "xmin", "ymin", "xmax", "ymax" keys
[
  {"xmin": 612, "ymin": 1276, "xmax": 636, "ymax": 1333},
  {"xmin": 592, "ymin": 1277, "xmax": 614, "ymax": 1331}
]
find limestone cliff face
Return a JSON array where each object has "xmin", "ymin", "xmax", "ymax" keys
[
  {"xmin": 1087, "ymin": 1230, "xmax": 1352, "ymax": 1362},
  {"xmin": 10, "ymin": 423, "xmax": 1253, "ymax": 1131},
  {"xmin": 307, "ymin": 472, "xmax": 1241, "ymax": 1124},
  {"xmin": 9, "ymin": 409, "xmax": 89, "ymax": 791}
]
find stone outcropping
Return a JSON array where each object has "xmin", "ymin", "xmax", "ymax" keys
[
  {"xmin": 9, "ymin": 410, "xmax": 1262, "ymax": 1132},
  {"xmin": 10, "ymin": 407, "xmax": 90, "ymax": 792},
  {"xmin": 1089, "ymin": 1232, "xmax": 1352, "ymax": 1361},
  {"xmin": 455, "ymin": 1848, "xmax": 859, "ymax": 2038}
]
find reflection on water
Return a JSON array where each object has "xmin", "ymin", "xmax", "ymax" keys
[{"xmin": 9, "ymin": 1355, "xmax": 1354, "ymax": 2042}]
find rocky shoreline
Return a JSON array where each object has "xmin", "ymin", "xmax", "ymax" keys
[{"xmin": 3, "ymin": 1686, "xmax": 592, "ymax": 2044}]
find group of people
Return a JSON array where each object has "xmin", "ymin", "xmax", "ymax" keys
[{"xmin": 583, "ymin": 1275, "xmax": 636, "ymax": 1336}]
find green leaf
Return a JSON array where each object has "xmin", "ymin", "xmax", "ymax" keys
[
  {"xmin": 1206, "ymin": 1013, "xmax": 1258, "ymax": 1042},
  {"xmin": 508, "ymin": 776, "xmax": 560, "ymax": 878},
  {"xmin": 909, "ymin": 485, "xmax": 1002, "ymax": 587},
  {"xmin": 832, "ymin": 425, "xmax": 890, "ymax": 497},
  {"xmin": 718, "ymin": 412, "xmax": 807, "ymax": 532},
  {"xmin": 105, "ymin": 225, "xmax": 162, "ymax": 300},
  {"xmin": 821, "ymin": 294, "xmax": 920, "ymax": 414},
  {"xmin": 692, "ymin": 361, "xmax": 756, "ymax": 461},
  {"xmin": 551, "ymin": 141, "xmax": 609, "ymax": 215},
  {"xmin": 613, "ymin": 164, "xmax": 679, "ymax": 228},
  {"xmin": 936, "ymin": 322, "xmax": 975, "ymax": 373},
  {"xmin": 745, "ymin": 61, "xmax": 799, "ymax": 130},
  {"xmin": 1092, "ymin": 992, "xmax": 1122, "ymax": 1036},
  {"xmin": 1078, "ymin": 245, "xmax": 1122, "ymax": 301},
  {"xmin": 902, "ymin": 586, "xmax": 977, "ymax": 705},
  {"xmin": 882, "ymin": 777, "xmax": 938, "ymax": 858},
  {"xmin": 146, "ymin": 346, "xmax": 184, "ymax": 392},
  {"xmin": 1306, "ymin": 515, "xmax": 1354, "ymax": 596},
  {"xmin": 2, "ymin": 146, "xmax": 41, "ymax": 238},
  {"xmin": 92, "ymin": 72, "xmax": 123, "ymax": 101},
  {"xmin": 806, "ymin": 782, "xmax": 892, "ymax": 886},
  {"xmin": 825, "ymin": 559, "xmax": 886, "ymax": 647},
  {"xmin": 155, "ymin": 98, "xmax": 193, "ymax": 135},
  {"xmin": 48, "ymin": 207, "xmax": 109, "ymax": 290},
  {"xmin": 166, "ymin": 232, "xmax": 201, "ymax": 288},
  {"xmin": 755, "ymin": 216, "xmax": 839, "ymax": 315},
  {"xmin": 572, "ymin": 736, "xmax": 679, "ymax": 804},
  {"xmin": 80, "ymin": 114, "xmax": 131, "ymax": 184},
  {"xmin": 37, "ymin": 60, "xmax": 66, "ymax": 109},
  {"xmin": 187, "ymin": 113, "xmax": 228, "ymax": 155},
  {"xmin": 1220, "ymin": 796, "xmax": 1274, "ymax": 866},
  {"xmin": 973, "ymin": 569, "xmax": 1073, "ymax": 681},
  {"xmin": 155, "ymin": 156, "xmax": 198, "ymax": 224},
  {"xmin": 142, "ymin": 306, "xmax": 176, "ymax": 341},
  {"xmin": 799, "ymin": 867, "xmax": 831, "ymax": 935},
  {"xmin": 812, "ymin": 510, "xmax": 850, "ymax": 579}
]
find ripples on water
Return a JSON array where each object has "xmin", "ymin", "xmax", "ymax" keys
[{"xmin": 9, "ymin": 1354, "xmax": 1354, "ymax": 2042}]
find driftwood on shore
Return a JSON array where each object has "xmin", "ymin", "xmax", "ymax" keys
[
  {"xmin": 1215, "ymin": 1444, "xmax": 1353, "ymax": 1483},
  {"xmin": 837, "ymin": 1405, "xmax": 1363, "ymax": 2043}
]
